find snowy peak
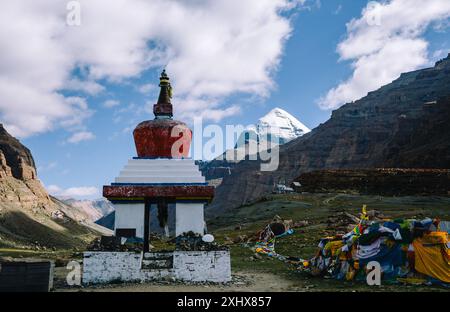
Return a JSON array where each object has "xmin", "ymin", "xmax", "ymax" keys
[
  {"xmin": 236, "ymin": 107, "xmax": 310, "ymax": 149},
  {"xmin": 257, "ymin": 107, "xmax": 310, "ymax": 143}
]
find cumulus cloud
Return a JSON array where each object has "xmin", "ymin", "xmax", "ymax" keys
[
  {"xmin": 138, "ymin": 83, "xmax": 157, "ymax": 94},
  {"xmin": 103, "ymin": 100, "xmax": 120, "ymax": 108},
  {"xmin": 318, "ymin": 0, "xmax": 450, "ymax": 110},
  {"xmin": 64, "ymin": 79, "xmax": 105, "ymax": 95},
  {"xmin": 0, "ymin": 0, "xmax": 302, "ymax": 137},
  {"xmin": 47, "ymin": 184, "xmax": 99, "ymax": 198},
  {"xmin": 67, "ymin": 131, "xmax": 96, "ymax": 144}
]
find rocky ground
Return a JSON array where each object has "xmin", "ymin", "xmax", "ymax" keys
[
  {"xmin": 54, "ymin": 271, "xmax": 295, "ymax": 292},
  {"xmin": 54, "ymin": 271, "xmax": 448, "ymax": 293}
]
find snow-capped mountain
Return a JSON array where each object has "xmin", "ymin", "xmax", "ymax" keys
[
  {"xmin": 235, "ymin": 107, "xmax": 310, "ymax": 149},
  {"xmin": 258, "ymin": 107, "xmax": 310, "ymax": 142}
]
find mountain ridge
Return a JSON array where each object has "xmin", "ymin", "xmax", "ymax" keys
[{"xmin": 57, "ymin": 197, "xmax": 114, "ymax": 223}]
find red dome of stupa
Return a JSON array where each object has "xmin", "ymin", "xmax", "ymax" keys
[{"xmin": 133, "ymin": 70, "xmax": 192, "ymax": 158}]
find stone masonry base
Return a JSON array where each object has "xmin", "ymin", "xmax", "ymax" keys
[{"xmin": 82, "ymin": 251, "xmax": 231, "ymax": 284}]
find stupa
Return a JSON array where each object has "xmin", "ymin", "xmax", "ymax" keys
[
  {"xmin": 83, "ymin": 71, "xmax": 231, "ymax": 284},
  {"xmin": 103, "ymin": 70, "xmax": 213, "ymax": 251}
]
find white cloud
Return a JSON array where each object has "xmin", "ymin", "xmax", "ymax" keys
[
  {"xmin": 173, "ymin": 96, "xmax": 242, "ymax": 123},
  {"xmin": 67, "ymin": 131, "xmax": 96, "ymax": 144},
  {"xmin": 103, "ymin": 100, "xmax": 120, "ymax": 108},
  {"xmin": 138, "ymin": 83, "xmax": 157, "ymax": 94},
  {"xmin": 318, "ymin": 0, "xmax": 450, "ymax": 110},
  {"xmin": 433, "ymin": 48, "xmax": 450, "ymax": 60},
  {"xmin": 64, "ymin": 79, "xmax": 105, "ymax": 95},
  {"xmin": 47, "ymin": 184, "xmax": 99, "ymax": 198},
  {"xmin": 0, "ymin": 0, "xmax": 302, "ymax": 137}
]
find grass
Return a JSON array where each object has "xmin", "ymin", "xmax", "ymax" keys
[{"xmin": 0, "ymin": 209, "xmax": 100, "ymax": 250}]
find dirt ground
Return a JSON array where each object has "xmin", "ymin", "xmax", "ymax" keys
[
  {"xmin": 54, "ymin": 269, "xmax": 296, "ymax": 292},
  {"xmin": 53, "ymin": 267, "xmax": 449, "ymax": 293}
]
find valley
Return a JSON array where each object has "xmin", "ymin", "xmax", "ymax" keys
[{"xmin": 0, "ymin": 124, "xmax": 111, "ymax": 251}]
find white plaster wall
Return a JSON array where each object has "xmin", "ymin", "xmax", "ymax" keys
[
  {"xmin": 83, "ymin": 252, "xmax": 143, "ymax": 284},
  {"xmin": 175, "ymin": 203, "xmax": 205, "ymax": 236},
  {"xmin": 173, "ymin": 251, "xmax": 231, "ymax": 282},
  {"xmin": 83, "ymin": 251, "xmax": 231, "ymax": 284},
  {"xmin": 114, "ymin": 203, "xmax": 145, "ymax": 238},
  {"xmin": 83, "ymin": 252, "xmax": 173, "ymax": 284}
]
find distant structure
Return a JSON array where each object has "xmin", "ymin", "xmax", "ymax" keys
[{"xmin": 273, "ymin": 184, "xmax": 294, "ymax": 194}]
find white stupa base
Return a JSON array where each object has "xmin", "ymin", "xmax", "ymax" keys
[
  {"xmin": 114, "ymin": 203, "xmax": 145, "ymax": 238},
  {"xmin": 113, "ymin": 202, "xmax": 206, "ymax": 238},
  {"xmin": 112, "ymin": 158, "xmax": 208, "ymax": 238},
  {"xmin": 175, "ymin": 203, "xmax": 204, "ymax": 236},
  {"xmin": 83, "ymin": 251, "xmax": 231, "ymax": 284}
]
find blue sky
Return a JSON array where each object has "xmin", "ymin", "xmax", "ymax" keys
[{"xmin": 1, "ymin": 0, "xmax": 448, "ymax": 199}]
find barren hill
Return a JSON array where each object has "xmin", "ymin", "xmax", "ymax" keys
[{"xmin": 0, "ymin": 125, "xmax": 109, "ymax": 249}]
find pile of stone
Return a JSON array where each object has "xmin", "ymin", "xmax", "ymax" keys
[
  {"xmin": 87, "ymin": 236, "xmax": 143, "ymax": 252},
  {"xmin": 326, "ymin": 210, "xmax": 386, "ymax": 233},
  {"xmin": 292, "ymin": 220, "xmax": 309, "ymax": 228},
  {"xmin": 176, "ymin": 232, "xmax": 228, "ymax": 251},
  {"xmin": 326, "ymin": 212, "xmax": 360, "ymax": 233},
  {"xmin": 149, "ymin": 232, "xmax": 163, "ymax": 241}
]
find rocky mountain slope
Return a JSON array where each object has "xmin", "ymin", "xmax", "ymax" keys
[
  {"xmin": 58, "ymin": 198, "xmax": 114, "ymax": 222},
  {"xmin": 0, "ymin": 125, "xmax": 109, "ymax": 249},
  {"xmin": 295, "ymin": 169, "xmax": 450, "ymax": 196},
  {"xmin": 208, "ymin": 54, "xmax": 450, "ymax": 216},
  {"xmin": 95, "ymin": 211, "xmax": 115, "ymax": 230}
]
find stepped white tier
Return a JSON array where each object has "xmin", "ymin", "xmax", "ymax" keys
[
  {"xmin": 114, "ymin": 158, "xmax": 205, "ymax": 184},
  {"xmin": 109, "ymin": 158, "xmax": 210, "ymax": 238}
]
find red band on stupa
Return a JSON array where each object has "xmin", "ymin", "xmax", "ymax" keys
[{"xmin": 103, "ymin": 185, "xmax": 214, "ymax": 199}]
